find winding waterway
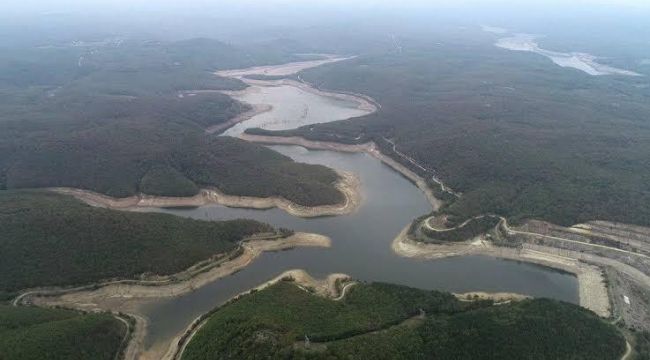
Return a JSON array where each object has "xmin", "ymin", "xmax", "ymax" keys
[{"xmin": 135, "ymin": 61, "xmax": 579, "ymax": 353}]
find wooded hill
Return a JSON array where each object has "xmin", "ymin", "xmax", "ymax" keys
[
  {"xmin": 0, "ymin": 305, "xmax": 125, "ymax": 360},
  {"xmin": 0, "ymin": 38, "xmax": 342, "ymax": 206},
  {"xmin": 183, "ymin": 281, "xmax": 626, "ymax": 360},
  {"xmin": 0, "ymin": 190, "xmax": 273, "ymax": 296},
  {"xmin": 248, "ymin": 34, "xmax": 650, "ymax": 227}
]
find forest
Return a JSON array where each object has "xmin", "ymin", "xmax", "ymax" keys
[
  {"xmin": 0, "ymin": 305, "xmax": 125, "ymax": 360},
  {"xmin": 418, "ymin": 215, "xmax": 500, "ymax": 243},
  {"xmin": 182, "ymin": 281, "xmax": 626, "ymax": 360},
  {"xmin": 0, "ymin": 190, "xmax": 274, "ymax": 294},
  {"xmin": 250, "ymin": 32, "xmax": 650, "ymax": 227},
  {"xmin": 0, "ymin": 38, "xmax": 342, "ymax": 206},
  {"xmin": 634, "ymin": 331, "xmax": 650, "ymax": 359}
]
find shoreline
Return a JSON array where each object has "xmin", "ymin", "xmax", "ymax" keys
[
  {"xmin": 21, "ymin": 232, "xmax": 331, "ymax": 303},
  {"xmin": 237, "ymin": 78, "xmax": 379, "ymax": 114},
  {"xmin": 18, "ymin": 52, "xmax": 646, "ymax": 359},
  {"xmin": 205, "ymin": 103, "xmax": 273, "ymax": 134},
  {"xmin": 23, "ymin": 232, "xmax": 331, "ymax": 360},
  {"xmin": 495, "ymin": 33, "xmax": 641, "ymax": 77},
  {"xmin": 165, "ymin": 269, "xmax": 352, "ymax": 360},
  {"xmin": 215, "ymin": 55, "xmax": 353, "ymax": 79},
  {"xmin": 215, "ymin": 54, "xmax": 377, "ymax": 138},
  {"xmin": 239, "ymin": 133, "xmax": 442, "ymax": 210},
  {"xmin": 391, "ymin": 226, "xmax": 611, "ymax": 317},
  {"xmin": 49, "ymin": 169, "xmax": 361, "ymax": 218},
  {"xmin": 241, "ymin": 132, "xmax": 650, "ymax": 325}
]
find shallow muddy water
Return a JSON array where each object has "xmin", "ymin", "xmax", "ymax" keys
[{"xmin": 222, "ymin": 85, "xmax": 369, "ymax": 136}]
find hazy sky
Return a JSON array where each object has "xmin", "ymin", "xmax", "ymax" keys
[
  {"xmin": 2, "ymin": 0, "xmax": 648, "ymax": 44},
  {"xmin": 3, "ymin": 0, "xmax": 650, "ymax": 11}
]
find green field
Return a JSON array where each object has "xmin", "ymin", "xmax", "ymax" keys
[
  {"xmin": 183, "ymin": 281, "xmax": 626, "ymax": 360},
  {"xmin": 0, "ymin": 305, "xmax": 125, "ymax": 360},
  {"xmin": 248, "ymin": 34, "xmax": 650, "ymax": 227},
  {"xmin": 0, "ymin": 190, "xmax": 274, "ymax": 294}
]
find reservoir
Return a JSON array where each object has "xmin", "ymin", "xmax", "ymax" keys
[
  {"xmin": 138, "ymin": 147, "xmax": 578, "ymax": 348},
  {"xmin": 138, "ymin": 63, "xmax": 579, "ymax": 352}
]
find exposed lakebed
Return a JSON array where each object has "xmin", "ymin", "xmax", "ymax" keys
[
  {"xmin": 134, "ymin": 65, "xmax": 579, "ymax": 351},
  {"xmin": 495, "ymin": 32, "xmax": 641, "ymax": 76}
]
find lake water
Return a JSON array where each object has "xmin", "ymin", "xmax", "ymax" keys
[
  {"xmin": 222, "ymin": 85, "xmax": 369, "ymax": 137},
  {"xmin": 136, "ymin": 71, "xmax": 578, "ymax": 351},
  {"xmin": 138, "ymin": 145, "xmax": 578, "ymax": 347}
]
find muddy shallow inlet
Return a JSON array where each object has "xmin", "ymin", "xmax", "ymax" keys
[
  {"xmin": 222, "ymin": 82, "xmax": 371, "ymax": 137},
  {"xmin": 137, "ymin": 145, "xmax": 578, "ymax": 350}
]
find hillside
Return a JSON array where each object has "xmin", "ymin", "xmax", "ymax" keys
[
  {"xmin": 3, "ymin": 120, "xmax": 343, "ymax": 205},
  {"xmin": 248, "ymin": 35, "xmax": 650, "ymax": 226},
  {"xmin": 0, "ymin": 191, "xmax": 274, "ymax": 295},
  {"xmin": 182, "ymin": 281, "xmax": 626, "ymax": 360},
  {"xmin": 0, "ymin": 38, "xmax": 342, "ymax": 206},
  {"xmin": 0, "ymin": 305, "xmax": 125, "ymax": 360}
]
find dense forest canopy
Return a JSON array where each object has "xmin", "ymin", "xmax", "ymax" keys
[
  {"xmin": 0, "ymin": 191, "xmax": 273, "ymax": 294},
  {"xmin": 183, "ymin": 281, "xmax": 626, "ymax": 360},
  {"xmin": 254, "ymin": 31, "xmax": 650, "ymax": 226},
  {"xmin": 0, "ymin": 38, "xmax": 343, "ymax": 205},
  {"xmin": 0, "ymin": 305, "xmax": 125, "ymax": 360}
]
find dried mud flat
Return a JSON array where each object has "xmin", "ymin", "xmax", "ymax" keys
[
  {"xmin": 234, "ymin": 77, "xmax": 379, "ymax": 113},
  {"xmin": 215, "ymin": 55, "xmax": 353, "ymax": 78},
  {"xmin": 49, "ymin": 169, "xmax": 361, "ymax": 218}
]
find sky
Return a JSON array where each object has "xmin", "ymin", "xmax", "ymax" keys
[
  {"xmin": 2, "ymin": 0, "xmax": 648, "ymax": 44},
  {"xmin": 3, "ymin": 0, "xmax": 650, "ymax": 11}
]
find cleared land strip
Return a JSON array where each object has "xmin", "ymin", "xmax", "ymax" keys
[
  {"xmin": 423, "ymin": 214, "xmax": 650, "ymax": 260},
  {"xmin": 501, "ymin": 218, "xmax": 650, "ymax": 260}
]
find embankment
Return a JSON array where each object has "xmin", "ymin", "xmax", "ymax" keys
[{"xmin": 391, "ymin": 227, "xmax": 611, "ymax": 318}]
